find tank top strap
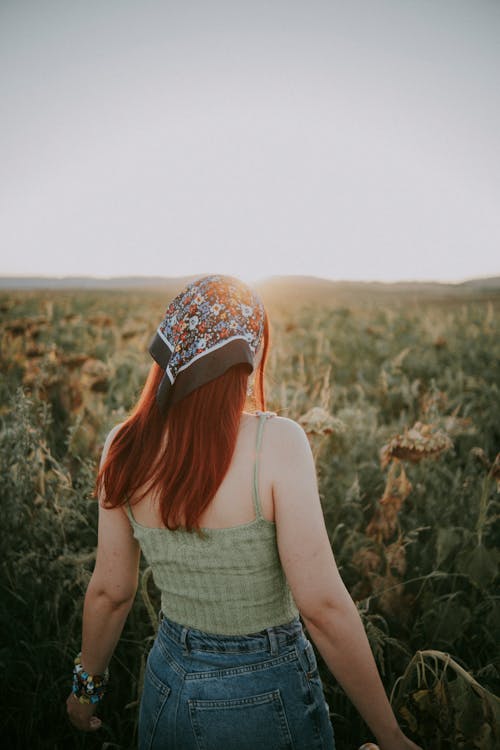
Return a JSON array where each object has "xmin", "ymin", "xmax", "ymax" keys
[
  {"xmin": 125, "ymin": 497, "xmax": 137, "ymax": 526},
  {"xmin": 252, "ymin": 411, "xmax": 276, "ymax": 520}
]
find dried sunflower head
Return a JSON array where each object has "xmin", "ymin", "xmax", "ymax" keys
[
  {"xmin": 88, "ymin": 313, "xmax": 113, "ymax": 326},
  {"xmin": 298, "ymin": 407, "xmax": 345, "ymax": 436},
  {"xmin": 380, "ymin": 421, "xmax": 453, "ymax": 468},
  {"xmin": 81, "ymin": 358, "xmax": 110, "ymax": 393},
  {"xmin": 121, "ymin": 319, "xmax": 148, "ymax": 340},
  {"xmin": 62, "ymin": 353, "xmax": 91, "ymax": 371}
]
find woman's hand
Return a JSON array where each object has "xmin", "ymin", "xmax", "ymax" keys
[
  {"xmin": 66, "ymin": 692, "xmax": 102, "ymax": 731},
  {"xmin": 376, "ymin": 726, "xmax": 423, "ymax": 750}
]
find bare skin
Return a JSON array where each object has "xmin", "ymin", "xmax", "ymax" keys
[
  {"xmin": 67, "ymin": 412, "xmax": 422, "ymax": 748},
  {"xmin": 66, "ymin": 693, "xmax": 101, "ymax": 731}
]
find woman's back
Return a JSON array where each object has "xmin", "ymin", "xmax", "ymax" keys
[
  {"xmin": 125, "ymin": 411, "xmax": 300, "ymax": 635},
  {"xmin": 127, "ymin": 410, "xmax": 279, "ymax": 531}
]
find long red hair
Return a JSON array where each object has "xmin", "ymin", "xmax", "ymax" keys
[{"xmin": 96, "ymin": 311, "xmax": 270, "ymax": 536}]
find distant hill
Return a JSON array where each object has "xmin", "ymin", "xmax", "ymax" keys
[
  {"xmin": 0, "ymin": 275, "xmax": 198, "ymax": 292},
  {"xmin": 0, "ymin": 273, "xmax": 499, "ymax": 307},
  {"xmin": 255, "ymin": 274, "xmax": 500, "ymax": 307},
  {"xmin": 459, "ymin": 275, "xmax": 500, "ymax": 289}
]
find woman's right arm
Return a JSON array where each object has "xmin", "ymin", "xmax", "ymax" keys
[{"xmin": 270, "ymin": 417, "xmax": 422, "ymax": 750}]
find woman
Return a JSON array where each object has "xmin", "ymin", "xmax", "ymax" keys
[{"xmin": 66, "ymin": 274, "xmax": 422, "ymax": 750}]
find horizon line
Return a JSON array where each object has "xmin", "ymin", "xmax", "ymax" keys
[{"xmin": 1, "ymin": 271, "xmax": 499, "ymax": 286}]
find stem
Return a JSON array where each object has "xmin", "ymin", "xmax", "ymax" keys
[{"xmin": 476, "ymin": 473, "xmax": 492, "ymax": 546}]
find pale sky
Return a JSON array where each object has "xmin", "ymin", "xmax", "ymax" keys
[{"xmin": 1, "ymin": 0, "xmax": 499, "ymax": 283}]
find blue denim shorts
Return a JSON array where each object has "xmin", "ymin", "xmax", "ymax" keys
[{"xmin": 138, "ymin": 611, "xmax": 336, "ymax": 750}]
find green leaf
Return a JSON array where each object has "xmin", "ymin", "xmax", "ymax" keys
[
  {"xmin": 447, "ymin": 677, "xmax": 484, "ymax": 738},
  {"xmin": 435, "ymin": 526, "xmax": 464, "ymax": 566},
  {"xmin": 421, "ymin": 596, "xmax": 471, "ymax": 645},
  {"xmin": 457, "ymin": 543, "xmax": 499, "ymax": 588}
]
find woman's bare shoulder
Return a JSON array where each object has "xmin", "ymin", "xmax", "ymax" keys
[
  {"xmin": 265, "ymin": 415, "xmax": 310, "ymax": 454},
  {"xmin": 99, "ymin": 422, "xmax": 126, "ymax": 466}
]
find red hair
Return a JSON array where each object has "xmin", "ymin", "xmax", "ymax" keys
[{"xmin": 96, "ymin": 311, "xmax": 270, "ymax": 536}]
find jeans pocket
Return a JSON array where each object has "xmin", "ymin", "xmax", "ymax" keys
[
  {"xmin": 188, "ymin": 688, "xmax": 293, "ymax": 750},
  {"xmin": 139, "ymin": 659, "xmax": 172, "ymax": 750}
]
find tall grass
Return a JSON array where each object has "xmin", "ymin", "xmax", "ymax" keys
[{"xmin": 1, "ymin": 288, "xmax": 499, "ymax": 749}]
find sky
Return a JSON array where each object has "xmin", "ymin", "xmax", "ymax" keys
[{"xmin": 1, "ymin": 0, "xmax": 499, "ymax": 284}]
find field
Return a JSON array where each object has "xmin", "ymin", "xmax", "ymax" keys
[{"xmin": 1, "ymin": 284, "xmax": 499, "ymax": 749}]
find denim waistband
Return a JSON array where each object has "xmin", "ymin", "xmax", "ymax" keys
[{"xmin": 158, "ymin": 610, "xmax": 304, "ymax": 654}]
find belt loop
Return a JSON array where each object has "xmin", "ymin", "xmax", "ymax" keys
[
  {"xmin": 180, "ymin": 626, "xmax": 191, "ymax": 654},
  {"xmin": 266, "ymin": 627, "xmax": 279, "ymax": 656}
]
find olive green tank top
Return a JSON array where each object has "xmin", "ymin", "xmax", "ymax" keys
[{"xmin": 125, "ymin": 411, "xmax": 299, "ymax": 635}]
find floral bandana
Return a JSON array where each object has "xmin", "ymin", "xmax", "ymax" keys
[{"xmin": 149, "ymin": 275, "xmax": 265, "ymax": 412}]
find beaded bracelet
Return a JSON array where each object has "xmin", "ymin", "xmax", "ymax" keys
[{"xmin": 72, "ymin": 652, "xmax": 110, "ymax": 705}]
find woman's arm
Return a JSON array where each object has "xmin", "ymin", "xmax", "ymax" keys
[
  {"xmin": 67, "ymin": 425, "xmax": 140, "ymax": 731},
  {"xmin": 80, "ymin": 501, "xmax": 141, "ymax": 675},
  {"xmin": 270, "ymin": 417, "xmax": 422, "ymax": 750}
]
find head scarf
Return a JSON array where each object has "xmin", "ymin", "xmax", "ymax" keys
[{"xmin": 149, "ymin": 274, "xmax": 265, "ymax": 412}]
